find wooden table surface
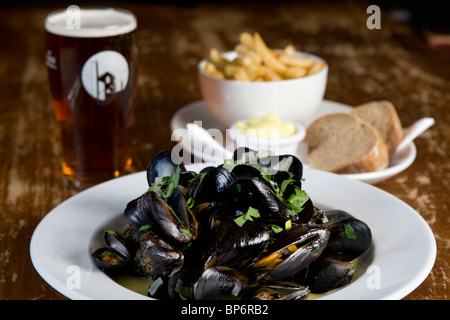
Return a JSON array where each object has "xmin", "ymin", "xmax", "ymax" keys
[{"xmin": 0, "ymin": 2, "xmax": 448, "ymax": 300}]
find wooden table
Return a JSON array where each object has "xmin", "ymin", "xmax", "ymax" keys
[{"xmin": 0, "ymin": 2, "xmax": 448, "ymax": 300}]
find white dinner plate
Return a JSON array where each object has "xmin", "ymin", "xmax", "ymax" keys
[
  {"xmin": 170, "ymin": 100, "xmax": 417, "ymax": 184},
  {"xmin": 30, "ymin": 164, "xmax": 436, "ymax": 300}
]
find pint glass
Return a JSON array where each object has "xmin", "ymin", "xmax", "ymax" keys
[{"xmin": 45, "ymin": 7, "xmax": 138, "ymax": 190}]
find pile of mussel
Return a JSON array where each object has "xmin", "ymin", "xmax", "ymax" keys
[{"xmin": 91, "ymin": 148, "xmax": 372, "ymax": 300}]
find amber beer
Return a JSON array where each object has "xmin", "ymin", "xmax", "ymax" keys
[{"xmin": 45, "ymin": 8, "xmax": 138, "ymax": 189}]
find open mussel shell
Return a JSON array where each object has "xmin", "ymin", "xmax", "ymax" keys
[
  {"xmin": 152, "ymin": 188, "xmax": 197, "ymax": 243},
  {"xmin": 104, "ymin": 229, "xmax": 131, "ymax": 259},
  {"xmin": 146, "ymin": 150, "xmax": 186, "ymax": 186},
  {"xmin": 252, "ymin": 224, "xmax": 330, "ymax": 281},
  {"xmin": 91, "ymin": 247, "xmax": 130, "ymax": 271},
  {"xmin": 194, "ymin": 266, "xmax": 249, "ymax": 300},
  {"xmin": 297, "ymin": 256, "xmax": 355, "ymax": 294},
  {"xmin": 124, "ymin": 188, "xmax": 198, "ymax": 243},
  {"xmin": 133, "ymin": 229, "xmax": 184, "ymax": 279},
  {"xmin": 242, "ymin": 281, "xmax": 310, "ymax": 300},
  {"xmin": 322, "ymin": 210, "xmax": 372, "ymax": 261}
]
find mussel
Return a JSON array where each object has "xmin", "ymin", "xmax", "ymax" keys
[
  {"xmin": 297, "ymin": 256, "xmax": 355, "ymax": 294},
  {"xmin": 322, "ymin": 210, "xmax": 372, "ymax": 261},
  {"xmin": 251, "ymin": 224, "xmax": 330, "ymax": 281},
  {"xmin": 188, "ymin": 166, "xmax": 234, "ymax": 205},
  {"xmin": 146, "ymin": 150, "xmax": 186, "ymax": 186},
  {"xmin": 194, "ymin": 266, "xmax": 249, "ymax": 300},
  {"xmin": 132, "ymin": 228, "xmax": 184, "ymax": 279},
  {"xmin": 204, "ymin": 216, "xmax": 273, "ymax": 269},
  {"xmin": 91, "ymin": 229, "xmax": 132, "ymax": 272},
  {"xmin": 124, "ymin": 188, "xmax": 197, "ymax": 243},
  {"xmin": 224, "ymin": 178, "xmax": 290, "ymax": 220},
  {"xmin": 91, "ymin": 247, "xmax": 130, "ymax": 271}
]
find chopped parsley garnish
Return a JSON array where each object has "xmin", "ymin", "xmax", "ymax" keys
[
  {"xmin": 273, "ymin": 178, "xmax": 310, "ymax": 217},
  {"xmin": 342, "ymin": 223, "xmax": 357, "ymax": 240},
  {"xmin": 286, "ymin": 189, "xmax": 309, "ymax": 216},
  {"xmin": 234, "ymin": 207, "xmax": 260, "ymax": 227},
  {"xmin": 148, "ymin": 165, "xmax": 182, "ymax": 201},
  {"xmin": 186, "ymin": 197, "xmax": 194, "ymax": 209},
  {"xmin": 139, "ymin": 224, "xmax": 153, "ymax": 232},
  {"xmin": 269, "ymin": 224, "xmax": 284, "ymax": 233}
]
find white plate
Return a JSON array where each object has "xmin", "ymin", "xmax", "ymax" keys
[
  {"xmin": 30, "ymin": 164, "xmax": 436, "ymax": 300},
  {"xmin": 170, "ymin": 100, "xmax": 416, "ymax": 184}
]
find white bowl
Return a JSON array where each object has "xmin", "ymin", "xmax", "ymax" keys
[
  {"xmin": 227, "ymin": 120, "xmax": 306, "ymax": 155},
  {"xmin": 198, "ymin": 50, "xmax": 328, "ymax": 127}
]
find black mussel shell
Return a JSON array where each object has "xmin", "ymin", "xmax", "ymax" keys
[
  {"xmin": 124, "ymin": 192, "xmax": 154, "ymax": 229},
  {"xmin": 91, "ymin": 247, "xmax": 130, "ymax": 271},
  {"xmin": 204, "ymin": 217, "xmax": 273, "ymax": 269},
  {"xmin": 104, "ymin": 229, "xmax": 131, "ymax": 259},
  {"xmin": 147, "ymin": 190, "xmax": 194, "ymax": 243},
  {"xmin": 146, "ymin": 150, "xmax": 186, "ymax": 186},
  {"xmin": 298, "ymin": 256, "xmax": 355, "ymax": 294},
  {"xmin": 230, "ymin": 164, "xmax": 262, "ymax": 180},
  {"xmin": 253, "ymin": 224, "xmax": 330, "ymax": 281},
  {"xmin": 178, "ymin": 171, "xmax": 198, "ymax": 190},
  {"xmin": 194, "ymin": 266, "xmax": 249, "ymax": 300},
  {"xmin": 190, "ymin": 166, "xmax": 234, "ymax": 205},
  {"xmin": 242, "ymin": 281, "xmax": 310, "ymax": 300},
  {"xmin": 133, "ymin": 229, "xmax": 184, "ymax": 279},
  {"xmin": 225, "ymin": 178, "xmax": 289, "ymax": 220},
  {"xmin": 252, "ymin": 154, "xmax": 303, "ymax": 181},
  {"xmin": 322, "ymin": 210, "xmax": 372, "ymax": 261},
  {"xmin": 166, "ymin": 187, "xmax": 198, "ymax": 241}
]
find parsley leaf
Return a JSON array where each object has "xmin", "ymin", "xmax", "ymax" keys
[
  {"xmin": 342, "ymin": 223, "xmax": 357, "ymax": 240},
  {"xmin": 162, "ymin": 165, "xmax": 181, "ymax": 201},
  {"xmin": 139, "ymin": 224, "xmax": 153, "ymax": 232},
  {"xmin": 269, "ymin": 224, "xmax": 284, "ymax": 233},
  {"xmin": 286, "ymin": 189, "xmax": 309, "ymax": 216},
  {"xmin": 234, "ymin": 207, "xmax": 260, "ymax": 227}
]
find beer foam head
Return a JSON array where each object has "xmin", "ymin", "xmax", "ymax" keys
[{"xmin": 45, "ymin": 8, "xmax": 137, "ymax": 38}]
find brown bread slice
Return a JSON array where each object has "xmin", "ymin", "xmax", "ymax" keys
[
  {"xmin": 351, "ymin": 101, "xmax": 403, "ymax": 158},
  {"xmin": 304, "ymin": 113, "xmax": 389, "ymax": 173}
]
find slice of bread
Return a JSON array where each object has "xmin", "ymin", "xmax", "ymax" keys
[
  {"xmin": 351, "ymin": 101, "xmax": 403, "ymax": 158},
  {"xmin": 304, "ymin": 113, "xmax": 389, "ymax": 173}
]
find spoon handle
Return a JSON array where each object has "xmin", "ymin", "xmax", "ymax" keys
[{"xmin": 396, "ymin": 117, "xmax": 435, "ymax": 152}]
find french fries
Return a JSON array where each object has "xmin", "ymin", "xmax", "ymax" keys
[{"xmin": 204, "ymin": 32, "xmax": 325, "ymax": 81}]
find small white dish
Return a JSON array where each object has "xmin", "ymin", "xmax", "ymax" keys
[
  {"xmin": 170, "ymin": 100, "xmax": 417, "ymax": 184},
  {"xmin": 227, "ymin": 120, "xmax": 306, "ymax": 155},
  {"xmin": 30, "ymin": 164, "xmax": 436, "ymax": 300},
  {"xmin": 198, "ymin": 50, "xmax": 328, "ymax": 127}
]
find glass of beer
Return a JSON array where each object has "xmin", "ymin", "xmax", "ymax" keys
[{"xmin": 45, "ymin": 7, "xmax": 138, "ymax": 190}]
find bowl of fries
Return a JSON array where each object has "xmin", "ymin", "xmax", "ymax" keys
[{"xmin": 198, "ymin": 32, "xmax": 328, "ymax": 126}]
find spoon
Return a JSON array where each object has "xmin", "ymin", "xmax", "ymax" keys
[
  {"xmin": 186, "ymin": 122, "xmax": 233, "ymax": 161},
  {"xmin": 395, "ymin": 117, "xmax": 435, "ymax": 153}
]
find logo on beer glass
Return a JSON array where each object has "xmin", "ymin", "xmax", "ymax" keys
[{"xmin": 81, "ymin": 50, "xmax": 129, "ymax": 101}]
